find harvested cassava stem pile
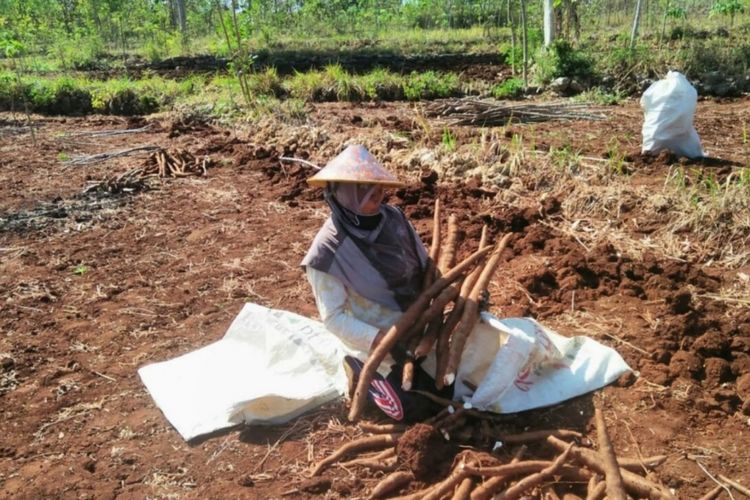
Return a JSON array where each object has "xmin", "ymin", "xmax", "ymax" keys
[
  {"xmin": 425, "ymin": 98, "xmax": 607, "ymax": 126},
  {"xmin": 445, "ymin": 233, "xmax": 513, "ymax": 386},
  {"xmin": 348, "ymin": 245, "xmax": 493, "ymax": 421},
  {"xmin": 369, "ymin": 471, "xmax": 414, "ymax": 499},
  {"xmin": 310, "ymin": 433, "xmax": 400, "ymax": 476},
  {"xmin": 595, "ymin": 408, "xmax": 627, "ymax": 500},
  {"xmin": 546, "ymin": 436, "xmax": 675, "ymax": 500},
  {"xmin": 147, "ymin": 149, "xmax": 211, "ymax": 177},
  {"xmin": 436, "ymin": 225, "xmax": 488, "ymax": 389}
]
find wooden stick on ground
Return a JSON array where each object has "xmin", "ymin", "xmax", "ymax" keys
[
  {"xmin": 369, "ymin": 471, "xmax": 414, "ymax": 499},
  {"xmin": 436, "ymin": 225, "xmax": 488, "ymax": 389},
  {"xmin": 445, "ymin": 233, "xmax": 513, "ymax": 386},
  {"xmin": 348, "ymin": 245, "xmax": 493, "ymax": 421},
  {"xmin": 310, "ymin": 434, "xmax": 400, "ymax": 476},
  {"xmin": 595, "ymin": 408, "xmax": 627, "ymax": 500},
  {"xmin": 546, "ymin": 436, "xmax": 674, "ymax": 500}
]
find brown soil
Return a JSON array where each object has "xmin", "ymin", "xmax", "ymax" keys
[{"xmin": 1, "ymin": 97, "xmax": 749, "ymax": 498}]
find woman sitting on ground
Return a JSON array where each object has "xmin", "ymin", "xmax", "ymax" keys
[{"xmin": 300, "ymin": 144, "xmax": 450, "ymax": 421}]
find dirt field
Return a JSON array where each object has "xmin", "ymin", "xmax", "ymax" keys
[{"xmin": 1, "ymin": 96, "xmax": 749, "ymax": 499}]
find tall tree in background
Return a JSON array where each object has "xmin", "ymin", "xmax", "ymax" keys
[
  {"xmin": 630, "ymin": 0, "xmax": 645, "ymax": 49},
  {"xmin": 543, "ymin": 0, "xmax": 555, "ymax": 47}
]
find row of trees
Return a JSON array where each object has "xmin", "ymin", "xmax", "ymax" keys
[{"xmin": 0, "ymin": 0, "xmax": 747, "ymax": 60}]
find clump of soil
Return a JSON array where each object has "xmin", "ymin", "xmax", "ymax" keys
[{"xmin": 396, "ymin": 423, "xmax": 454, "ymax": 481}]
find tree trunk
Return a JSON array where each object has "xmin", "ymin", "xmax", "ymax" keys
[
  {"xmin": 630, "ymin": 0, "xmax": 645, "ymax": 50},
  {"xmin": 520, "ymin": 0, "xmax": 528, "ymax": 89},
  {"xmin": 176, "ymin": 0, "xmax": 188, "ymax": 33},
  {"xmin": 543, "ymin": 0, "xmax": 555, "ymax": 47},
  {"xmin": 507, "ymin": 0, "xmax": 516, "ymax": 76}
]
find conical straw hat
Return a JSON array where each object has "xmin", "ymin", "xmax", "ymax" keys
[{"xmin": 307, "ymin": 144, "xmax": 404, "ymax": 187}]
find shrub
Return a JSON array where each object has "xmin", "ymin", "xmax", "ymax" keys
[
  {"xmin": 492, "ymin": 77, "xmax": 524, "ymax": 99},
  {"xmin": 534, "ymin": 40, "xmax": 594, "ymax": 84}
]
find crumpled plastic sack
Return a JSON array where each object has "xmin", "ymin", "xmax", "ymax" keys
[
  {"xmin": 140, "ymin": 304, "xmax": 631, "ymax": 441},
  {"xmin": 641, "ymin": 71, "xmax": 704, "ymax": 158}
]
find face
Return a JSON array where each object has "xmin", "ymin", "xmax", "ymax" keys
[{"xmin": 357, "ymin": 184, "xmax": 385, "ymax": 215}]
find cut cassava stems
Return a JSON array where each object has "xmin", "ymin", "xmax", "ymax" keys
[
  {"xmin": 368, "ymin": 470, "xmax": 414, "ymax": 499},
  {"xmin": 348, "ymin": 245, "xmax": 493, "ymax": 421},
  {"xmin": 594, "ymin": 408, "xmax": 627, "ymax": 500},
  {"xmin": 444, "ymin": 233, "xmax": 513, "ymax": 386},
  {"xmin": 310, "ymin": 433, "xmax": 400, "ymax": 476}
]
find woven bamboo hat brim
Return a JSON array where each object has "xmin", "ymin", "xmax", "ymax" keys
[{"xmin": 307, "ymin": 144, "xmax": 404, "ymax": 187}]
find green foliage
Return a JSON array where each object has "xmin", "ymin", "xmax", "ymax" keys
[
  {"xmin": 534, "ymin": 40, "xmax": 594, "ymax": 84},
  {"xmin": 403, "ymin": 71, "xmax": 460, "ymax": 100},
  {"xmin": 491, "ymin": 78, "xmax": 524, "ymax": 99},
  {"xmin": 441, "ymin": 128, "xmax": 457, "ymax": 151}
]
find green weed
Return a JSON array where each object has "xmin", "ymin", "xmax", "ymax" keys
[
  {"xmin": 491, "ymin": 78, "xmax": 524, "ymax": 99},
  {"xmin": 441, "ymin": 128, "xmax": 457, "ymax": 151},
  {"xmin": 403, "ymin": 71, "xmax": 459, "ymax": 100}
]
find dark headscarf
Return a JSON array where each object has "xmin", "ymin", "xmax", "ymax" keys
[{"xmin": 301, "ymin": 183, "xmax": 427, "ymax": 312}]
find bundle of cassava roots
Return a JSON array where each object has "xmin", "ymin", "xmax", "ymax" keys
[
  {"xmin": 309, "ymin": 408, "xmax": 678, "ymax": 499},
  {"xmin": 349, "ymin": 198, "xmax": 510, "ymax": 422}
]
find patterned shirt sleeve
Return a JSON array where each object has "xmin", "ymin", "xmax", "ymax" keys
[{"xmin": 306, "ymin": 267, "xmax": 380, "ymax": 352}]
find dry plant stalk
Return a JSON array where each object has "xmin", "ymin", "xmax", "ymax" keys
[
  {"xmin": 348, "ymin": 245, "xmax": 493, "ymax": 421},
  {"xmin": 595, "ymin": 408, "xmax": 627, "ymax": 500},
  {"xmin": 500, "ymin": 443, "xmax": 574, "ymax": 500},
  {"xmin": 546, "ymin": 436, "xmax": 674, "ymax": 500},
  {"xmin": 310, "ymin": 433, "xmax": 400, "ymax": 476},
  {"xmin": 369, "ymin": 470, "xmax": 414, "ymax": 499},
  {"xmin": 445, "ymin": 233, "xmax": 513, "ymax": 385},
  {"xmin": 436, "ymin": 225, "xmax": 489, "ymax": 388}
]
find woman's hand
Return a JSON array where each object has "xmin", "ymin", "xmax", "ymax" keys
[{"xmin": 370, "ymin": 329, "xmax": 386, "ymax": 351}]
